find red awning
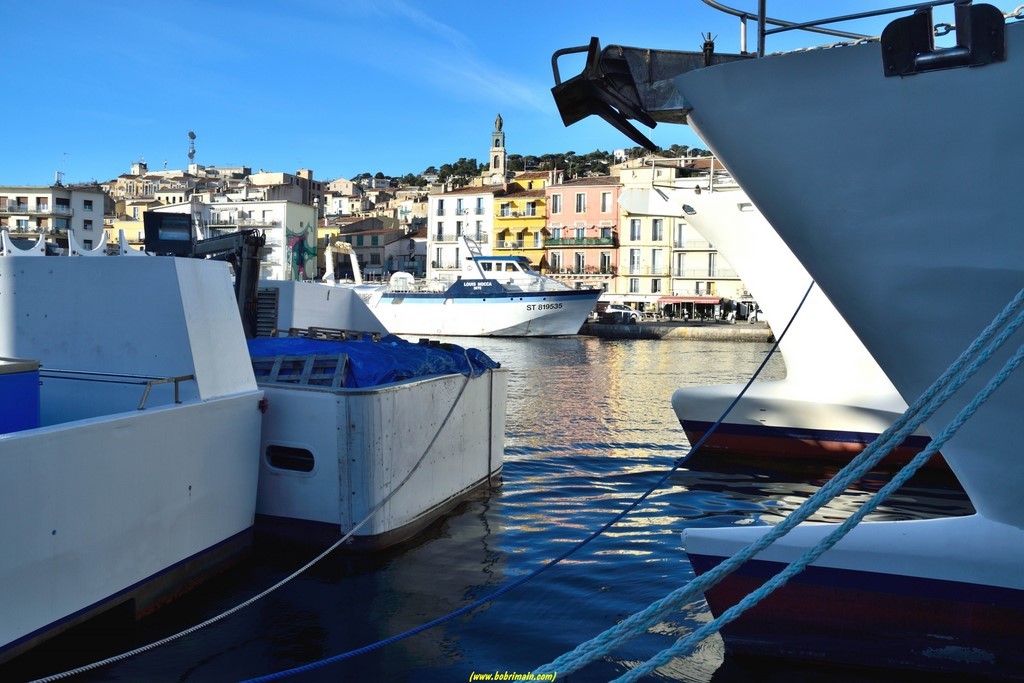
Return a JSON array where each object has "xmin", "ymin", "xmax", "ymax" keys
[{"xmin": 658, "ymin": 296, "xmax": 721, "ymax": 304}]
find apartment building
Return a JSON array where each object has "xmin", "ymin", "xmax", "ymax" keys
[
  {"xmin": 491, "ymin": 170, "xmax": 562, "ymax": 268},
  {"xmin": 545, "ymin": 176, "xmax": 620, "ymax": 292},
  {"xmin": 0, "ymin": 184, "xmax": 107, "ymax": 250},
  {"xmin": 426, "ymin": 185, "xmax": 500, "ymax": 282}
]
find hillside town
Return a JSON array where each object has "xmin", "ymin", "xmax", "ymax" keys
[{"xmin": 0, "ymin": 115, "xmax": 747, "ymax": 320}]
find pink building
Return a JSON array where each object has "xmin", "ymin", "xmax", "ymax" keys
[{"xmin": 544, "ymin": 176, "xmax": 621, "ymax": 292}]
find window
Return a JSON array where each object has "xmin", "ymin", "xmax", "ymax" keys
[
  {"xmin": 600, "ymin": 251, "xmax": 611, "ymax": 273},
  {"xmin": 651, "ymin": 279, "xmax": 662, "ymax": 294},
  {"xmin": 475, "ymin": 198, "xmax": 484, "ymax": 214},
  {"xmin": 526, "ymin": 201, "xmax": 537, "ymax": 216},
  {"xmin": 601, "ymin": 227, "xmax": 611, "ymax": 239},
  {"xmin": 84, "ymin": 240, "xmax": 94, "ymax": 250},
  {"xmin": 456, "ymin": 198, "xmax": 465, "ymax": 214},
  {"xmin": 266, "ymin": 445, "xmax": 314, "ymax": 472},
  {"xmin": 436, "ymin": 221, "xmax": 444, "ymax": 239},
  {"xmin": 455, "ymin": 221, "xmax": 463, "ymax": 236},
  {"xmin": 84, "ymin": 199, "xmax": 94, "ymax": 211},
  {"xmin": 533, "ymin": 232, "xmax": 542, "ymax": 248},
  {"xmin": 436, "ymin": 199, "xmax": 445, "ymax": 216},
  {"xmin": 475, "ymin": 220, "xmax": 483, "ymax": 238},
  {"xmin": 575, "ymin": 193, "xmax": 586, "ymax": 213},
  {"xmin": 500, "ymin": 203, "xmax": 511, "ymax": 217},
  {"xmin": 551, "ymin": 194, "xmax": 562, "ymax": 214},
  {"xmin": 356, "ymin": 235, "xmax": 364, "ymax": 246},
  {"xmin": 630, "ymin": 219, "xmax": 641, "ymax": 241},
  {"xmin": 371, "ymin": 235, "xmax": 379, "ymax": 246},
  {"xmin": 629, "ymin": 278, "xmax": 640, "ymax": 293},
  {"xmin": 652, "ymin": 249, "xmax": 664, "ymax": 275},
  {"xmin": 600, "ymin": 192, "xmax": 611, "ymax": 212},
  {"xmin": 574, "ymin": 252, "xmax": 586, "ymax": 273},
  {"xmin": 550, "ymin": 251, "xmax": 562, "ymax": 271},
  {"xmin": 132, "ymin": 207, "xmax": 139, "ymax": 219},
  {"xmin": 16, "ymin": 219, "xmax": 28, "ymax": 229},
  {"xmin": 629, "ymin": 248, "xmax": 641, "ymax": 274},
  {"xmin": 370, "ymin": 253, "xmax": 381, "ymax": 264},
  {"xmin": 482, "ymin": 262, "xmax": 493, "ymax": 271},
  {"xmin": 83, "ymin": 219, "xmax": 93, "ymax": 230},
  {"xmin": 551, "ymin": 227, "xmax": 561, "ymax": 239},
  {"xmin": 652, "ymin": 218, "xmax": 663, "ymax": 242},
  {"xmin": 575, "ymin": 227, "xmax": 585, "ymax": 240}
]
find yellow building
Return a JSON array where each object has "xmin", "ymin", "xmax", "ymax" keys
[{"xmin": 492, "ymin": 171, "xmax": 561, "ymax": 268}]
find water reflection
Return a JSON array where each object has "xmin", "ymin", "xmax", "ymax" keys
[{"xmin": 3, "ymin": 336, "xmax": 972, "ymax": 682}]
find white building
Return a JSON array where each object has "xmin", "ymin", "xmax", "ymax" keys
[
  {"xmin": 425, "ymin": 186, "xmax": 501, "ymax": 282},
  {"xmin": 0, "ymin": 184, "xmax": 106, "ymax": 250},
  {"xmin": 152, "ymin": 198, "xmax": 317, "ymax": 281}
]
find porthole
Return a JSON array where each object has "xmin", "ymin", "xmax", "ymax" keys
[{"xmin": 266, "ymin": 445, "xmax": 315, "ymax": 472}]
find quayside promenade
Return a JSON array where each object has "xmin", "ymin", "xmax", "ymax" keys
[{"xmin": 579, "ymin": 320, "xmax": 774, "ymax": 342}]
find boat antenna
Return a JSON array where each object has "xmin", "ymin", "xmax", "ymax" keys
[{"xmin": 702, "ymin": 32, "xmax": 717, "ymax": 66}]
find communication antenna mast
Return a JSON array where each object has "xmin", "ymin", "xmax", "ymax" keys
[{"xmin": 187, "ymin": 130, "xmax": 197, "ymax": 164}]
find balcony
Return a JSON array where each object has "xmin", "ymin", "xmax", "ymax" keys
[
  {"xmin": 2, "ymin": 203, "xmax": 73, "ymax": 216},
  {"xmin": 674, "ymin": 239, "xmax": 713, "ymax": 250},
  {"xmin": 674, "ymin": 268, "xmax": 739, "ymax": 279},
  {"xmin": 549, "ymin": 266, "xmax": 617, "ymax": 276},
  {"xmin": 544, "ymin": 237, "xmax": 615, "ymax": 247},
  {"xmin": 627, "ymin": 266, "xmax": 670, "ymax": 276},
  {"xmin": 433, "ymin": 231, "xmax": 488, "ymax": 243},
  {"xmin": 205, "ymin": 217, "xmax": 282, "ymax": 228}
]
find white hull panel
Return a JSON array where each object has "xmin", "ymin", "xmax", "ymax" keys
[
  {"xmin": 256, "ymin": 368, "xmax": 508, "ymax": 548},
  {"xmin": 0, "ymin": 256, "xmax": 262, "ymax": 660},
  {"xmin": 367, "ymin": 291, "xmax": 599, "ymax": 337}
]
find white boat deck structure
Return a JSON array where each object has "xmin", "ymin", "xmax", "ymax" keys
[{"xmin": 0, "ymin": 251, "xmax": 263, "ymax": 663}]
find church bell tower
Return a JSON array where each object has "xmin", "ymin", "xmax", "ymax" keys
[{"xmin": 488, "ymin": 113, "xmax": 507, "ymax": 185}]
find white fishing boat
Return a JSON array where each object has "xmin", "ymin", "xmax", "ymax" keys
[
  {"xmin": 620, "ymin": 178, "xmax": 933, "ymax": 465},
  {"xmin": 249, "ymin": 334, "xmax": 508, "ymax": 550},
  {"xmin": 0, "ymin": 239, "xmax": 263, "ymax": 663},
  {"xmin": 553, "ymin": 1, "xmax": 1024, "ymax": 675},
  {"xmin": 249, "ymin": 274, "xmax": 508, "ymax": 550},
  {"xmin": 334, "ymin": 237, "xmax": 601, "ymax": 337}
]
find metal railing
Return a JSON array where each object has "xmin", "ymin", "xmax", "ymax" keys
[
  {"xmin": 701, "ymin": 0, "xmax": 959, "ymax": 56},
  {"xmin": 545, "ymin": 237, "xmax": 615, "ymax": 247},
  {"xmin": 39, "ymin": 369, "xmax": 196, "ymax": 410}
]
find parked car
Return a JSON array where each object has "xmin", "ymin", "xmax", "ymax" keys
[{"xmin": 599, "ymin": 303, "xmax": 642, "ymax": 324}]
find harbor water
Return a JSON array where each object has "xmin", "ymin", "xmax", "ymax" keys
[{"xmin": 8, "ymin": 337, "xmax": 973, "ymax": 682}]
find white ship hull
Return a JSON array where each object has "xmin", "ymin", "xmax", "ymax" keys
[
  {"xmin": 554, "ymin": 5, "xmax": 1024, "ymax": 675},
  {"xmin": 663, "ymin": 187, "xmax": 933, "ymax": 464},
  {"xmin": 672, "ymin": 13, "xmax": 1024, "ymax": 676},
  {"xmin": 0, "ymin": 256, "xmax": 262, "ymax": 662},
  {"xmin": 362, "ymin": 287, "xmax": 600, "ymax": 337},
  {"xmin": 255, "ymin": 367, "xmax": 508, "ymax": 549}
]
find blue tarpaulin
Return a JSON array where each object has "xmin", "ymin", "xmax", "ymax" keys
[{"xmin": 247, "ymin": 335, "xmax": 500, "ymax": 388}]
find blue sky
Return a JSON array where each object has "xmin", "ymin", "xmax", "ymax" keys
[{"xmin": 2, "ymin": 1, "xmax": 930, "ymax": 185}]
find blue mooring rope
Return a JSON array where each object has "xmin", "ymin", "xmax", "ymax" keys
[
  {"xmin": 536, "ymin": 287, "xmax": 1024, "ymax": 680},
  {"xmin": 238, "ymin": 284, "xmax": 817, "ymax": 682}
]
